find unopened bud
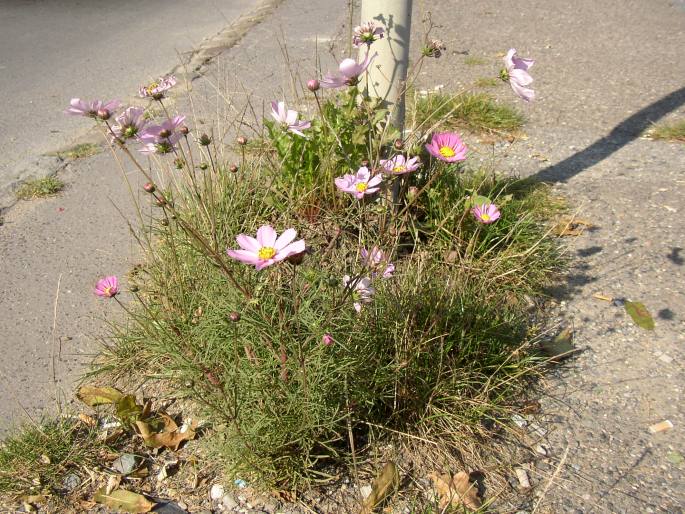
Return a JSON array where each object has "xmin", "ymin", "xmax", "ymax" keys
[
  {"xmin": 229, "ymin": 164, "xmax": 239, "ymax": 173},
  {"xmin": 97, "ymin": 109, "xmax": 111, "ymax": 120},
  {"xmin": 407, "ymin": 186, "xmax": 419, "ymax": 200},
  {"xmin": 160, "ymin": 218, "xmax": 169, "ymax": 226},
  {"xmin": 199, "ymin": 162, "xmax": 209, "ymax": 170},
  {"xmin": 307, "ymin": 79, "xmax": 320, "ymax": 92},
  {"xmin": 236, "ymin": 136, "xmax": 247, "ymax": 146},
  {"xmin": 198, "ymin": 133, "xmax": 212, "ymax": 146},
  {"xmin": 129, "ymin": 284, "xmax": 140, "ymax": 293},
  {"xmin": 143, "ymin": 182, "xmax": 156, "ymax": 193},
  {"xmin": 174, "ymin": 158, "xmax": 185, "ymax": 169},
  {"xmin": 179, "ymin": 125, "xmax": 189, "ymax": 135},
  {"xmin": 155, "ymin": 196, "xmax": 167, "ymax": 207},
  {"xmin": 393, "ymin": 138, "xmax": 404, "ymax": 150},
  {"xmin": 360, "ymin": 159, "xmax": 370, "ymax": 168},
  {"xmin": 229, "ymin": 311, "xmax": 241, "ymax": 322},
  {"xmin": 159, "ymin": 129, "xmax": 171, "ymax": 138},
  {"xmin": 322, "ymin": 333, "xmax": 334, "ymax": 346}
]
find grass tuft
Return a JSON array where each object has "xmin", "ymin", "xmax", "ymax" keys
[
  {"xmin": 646, "ymin": 120, "xmax": 685, "ymax": 142},
  {"xmin": 464, "ymin": 55, "xmax": 488, "ymax": 66},
  {"xmin": 411, "ymin": 92, "xmax": 524, "ymax": 135},
  {"xmin": 0, "ymin": 419, "xmax": 101, "ymax": 501},
  {"xmin": 16, "ymin": 176, "xmax": 65, "ymax": 200},
  {"xmin": 474, "ymin": 77, "xmax": 500, "ymax": 88}
]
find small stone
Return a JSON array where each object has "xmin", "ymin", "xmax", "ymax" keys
[
  {"xmin": 658, "ymin": 353, "xmax": 673, "ymax": 364},
  {"xmin": 515, "ymin": 468, "xmax": 531, "ymax": 489},
  {"xmin": 535, "ymin": 444, "xmax": 548, "ymax": 456},
  {"xmin": 61, "ymin": 472, "xmax": 80, "ymax": 492},
  {"xmin": 511, "ymin": 414, "xmax": 527, "ymax": 428},
  {"xmin": 222, "ymin": 493, "xmax": 238, "ymax": 509},
  {"xmin": 210, "ymin": 483, "xmax": 225, "ymax": 500},
  {"xmin": 649, "ymin": 420, "xmax": 673, "ymax": 434},
  {"xmin": 359, "ymin": 484, "xmax": 372, "ymax": 499}
]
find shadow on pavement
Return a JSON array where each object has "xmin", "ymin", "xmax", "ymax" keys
[{"xmin": 533, "ymin": 86, "xmax": 685, "ymax": 183}]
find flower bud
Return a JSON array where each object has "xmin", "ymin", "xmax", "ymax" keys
[
  {"xmin": 160, "ymin": 218, "xmax": 169, "ymax": 226},
  {"xmin": 236, "ymin": 136, "xmax": 247, "ymax": 146},
  {"xmin": 198, "ymin": 133, "xmax": 212, "ymax": 146},
  {"xmin": 174, "ymin": 158, "xmax": 185, "ymax": 169},
  {"xmin": 229, "ymin": 164, "xmax": 239, "ymax": 173},
  {"xmin": 155, "ymin": 196, "xmax": 167, "ymax": 207},
  {"xmin": 96, "ymin": 109, "xmax": 111, "ymax": 120},
  {"xmin": 360, "ymin": 159, "xmax": 370, "ymax": 168},
  {"xmin": 407, "ymin": 186, "xmax": 419, "ymax": 200},
  {"xmin": 159, "ymin": 129, "xmax": 171, "ymax": 138},
  {"xmin": 143, "ymin": 182, "xmax": 156, "ymax": 193},
  {"xmin": 199, "ymin": 162, "xmax": 209, "ymax": 170},
  {"xmin": 307, "ymin": 79, "xmax": 320, "ymax": 92},
  {"xmin": 179, "ymin": 125, "xmax": 189, "ymax": 135},
  {"xmin": 229, "ymin": 311, "xmax": 241, "ymax": 322},
  {"xmin": 129, "ymin": 284, "xmax": 140, "ymax": 292},
  {"xmin": 322, "ymin": 333, "xmax": 334, "ymax": 346},
  {"xmin": 393, "ymin": 138, "xmax": 404, "ymax": 150}
]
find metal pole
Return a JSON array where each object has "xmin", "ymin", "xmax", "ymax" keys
[{"xmin": 360, "ymin": 0, "xmax": 413, "ymax": 131}]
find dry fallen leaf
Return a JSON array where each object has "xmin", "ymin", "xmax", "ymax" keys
[
  {"xmin": 429, "ymin": 471, "xmax": 482, "ymax": 511},
  {"xmin": 77, "ymin": 386, "xmax": 124, "ymax": 407},
  {"xmin": 359, "ymin": 462, "xmax": 399, "ymax": 514},
  {"xmin": 553, "ymin": 217, "xmax": 593, "ymax": 237},
  {"xmin": 93, "ymin": 487, "xmax": 155, "ymax": 513},
  {"xmin": 136, "ymin": 413, "xmax": 197, "ymax": 450}
]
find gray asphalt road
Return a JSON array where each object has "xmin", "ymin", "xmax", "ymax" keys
[{"xmin": 0, "ymin": 0, "xmax": 256, "ymax": 204}]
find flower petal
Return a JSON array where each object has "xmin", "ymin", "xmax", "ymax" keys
[
  {"xmin": 236, "ymin": 234, "xmax": 261, "ymax": 252},
  {"xmin": 227, "ymin": 249, "xmax": 260, "ymax": 265},
  {"xmin": 256, "ymin": 225, "xmax": 277, "ymax": 247},
  {"xmin": 274, "ymin": 228, "xmax": 298, "ymax": 251}
]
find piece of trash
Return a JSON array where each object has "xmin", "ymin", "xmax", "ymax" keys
[
  {"xmin": 592, "ymin": 293, "xmax": 613, "ymax": 302},
  {"xmin": 535, "ymin": 445, "xmax": 548, "ymax": 456},
  {"xmin": 234, "ymin": 479, "xmax": 247, "ymax": 489},
  {"xmin": 612, "ymin": 297, "xmax": 626, "ymax": 307},
  {"xmin": 515, "ymin": 468, "xmax": 530, "ymax": 489},
  {"xmin": 648, "ymin": 420, "xmax": 673, "ymax": 434},
  {"xmin": 528, "ymin": 422, "xmax": 547, "ymax": 438},
  {"xmin": 657, "ymin": 353, "xmax": 673, "ymax": 364},
  {"xmin": 624, "ymin": 301, "xmax": 655, "ymax": 330},
  {"xmin": 93, "ymin": 487, "xmax": 155, "ymax": 513}
]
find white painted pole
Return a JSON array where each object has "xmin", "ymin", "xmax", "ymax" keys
[{"xmin": 360, "ymin": 0, "xmax": 413, "ymax": 131}]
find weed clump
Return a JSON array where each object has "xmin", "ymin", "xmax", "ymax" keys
[{"xmin": 16, "ymin": 176, "xmax": 64, "ymax": 200}]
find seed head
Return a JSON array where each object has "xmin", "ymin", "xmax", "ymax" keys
[
  {"xmin": 198, "ymin": 133, "xmax": 212, "ymax": 146},
  {"xmin": 143, "ymin": 182, "xmax": 156, "ymax": 193},
  {"xmin": 236, "ymin": 136, "xmax": 247, "ymax": 146},
  {"xmin": 229, "ymin": 164, "xmax": 239, "ymax": 173}
]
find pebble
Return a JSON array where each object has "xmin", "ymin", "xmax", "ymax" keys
[
  {"xmin": 648, "ymin": 420, "xmax": 673, "ymax": 434},
  {"xmin": 359, "ymin": 484, "xmax": 373, "ymax": 499},
  {"xmin": 222, "ymin": 493, "xmax": 238, "ymax": 509},
  {"xmin": 210, "ymin": 483, "xmax": 225, "ymax": 500},
  {"xmin": 515, "ymin": 468, "xmax": 531, "ymax": 489}
]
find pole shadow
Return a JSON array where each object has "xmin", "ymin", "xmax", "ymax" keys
[{"xmin": 531, "ymin": 86, "xmax": 685, "ymax": 183}]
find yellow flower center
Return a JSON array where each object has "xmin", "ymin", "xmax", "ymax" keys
[
  {"xmin": 393, "ymin": 165, "xmax": 406, "ymax": 173},
  {"xmin": 258, "ymin": 246, "xmax": 276, "ymax": 260},
  {"xmin": 439, "ymin": 146, "xmax": 455, "ymax": 158},
  {"xmin": 104, "ymin": 286, "xmax": 113, "ymax": 296},
  {"xmin": 480, "ymin": 213, "xmax": 491, "ymax": 221},
  {"xmin": 146, "ymin": 82, "xmax": 159, "ymax": 94},
  {"xmin": 356, "ymin": 182, "xmax": 368, "ymax": 192}
]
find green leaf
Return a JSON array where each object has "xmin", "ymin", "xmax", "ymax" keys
[
  {"xmin": 624, "ymin": 301, "xmax": 655, "ymax": 330},
  {"xmin": 115, "ymin": 395, "xmax": 143, "ymax": 425},
  {"xmin": 77, "ymin": 386, "xmax": 124, "ymax": 407},
  {"xmin": 93, "ymin": 488, "xmax": 155, "ymax": 513},
  {"xmin": 351, "ymin": 125, "xmax": 369, "ymax": 146},
  {"xmin": 464, "ymin": 195, "xmax": 492, "ymax": 209}
]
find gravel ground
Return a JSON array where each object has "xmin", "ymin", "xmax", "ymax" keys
[{"xmin": 0, "ymin": 0, "xmax": 683, "ymax": 511}]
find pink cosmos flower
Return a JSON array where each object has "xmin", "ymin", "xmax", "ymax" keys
[
  {"xmin": 65, "ymin": 98, "xmax": 121, "ymax": 118},
  {"xmin": 110, "ymin": 107, "xmax": 147, "ymax": 141},
  {"xmin": 334, "ymin": 166, "xmax": 383, "ymax": 199},
  {"xmin": 353, "ymin": 21, "xmax": 384, "ymax": 48},
  {"xmin": 425, "ymin": 132, "xmax": 468, "ymax": 163},
  {"xmin": 472, "ymin": 203, "xmax": 501, "ymax": 224},
  {"xmin": 270, "ymin": 101, "xmax": 311, "ymax": 137},
  {"xmin": 502, "ymin": 49, "xmax": 535, "ymax": 102},
  {"xmin": 322, "ymin": 333, "xmax": 334, "ymax": 346},
  {"xmin": 227, "ymin": 225, "xmax": 305, "ymax": 271},
  {"xmin": 94, "ymin": 276, "xmax": 119, "ymax": 298},
  {"xmin": 138, "ymin": 115, "xmax": 186, "ymax": 154},
  {"xmin": 139, "ymin": 75, "xmax": 177, "ymax": 99},
  {"xmin": 343, "ymin": 275, "xmax": 375, "ymax": 312},
  {"xmin": 361, "ymin": 246, "xmax": 394, "ymax": 278},
  {"xmin": 379, "ymin": 154, "xmax": 421, "ymax": 175},
  {"xmin": 320, "ymin": 51, "xmax": 377, "ymax": 88}
]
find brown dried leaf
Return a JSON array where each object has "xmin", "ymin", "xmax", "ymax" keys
[
  {"xmin": 359, "ymin": 462, "xmax": 399, "ymax": 514},
  {"xmin": 553, "ymin": 217, "xmax": 593, "ymax": 237},
  {"xmin": 77, "ymin": 386, "xmax": 124, "ymax": 406},
  {"xmin": 136, "ymin": 414, "xmax": 197, "ymax": 450},
  {"xmin": 78, "ymin": 413, "xmax": 97, "ymax": 427},
  {"xmin": 429, "ymin": 471, "xmax": 481, "ymax": 511}
]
